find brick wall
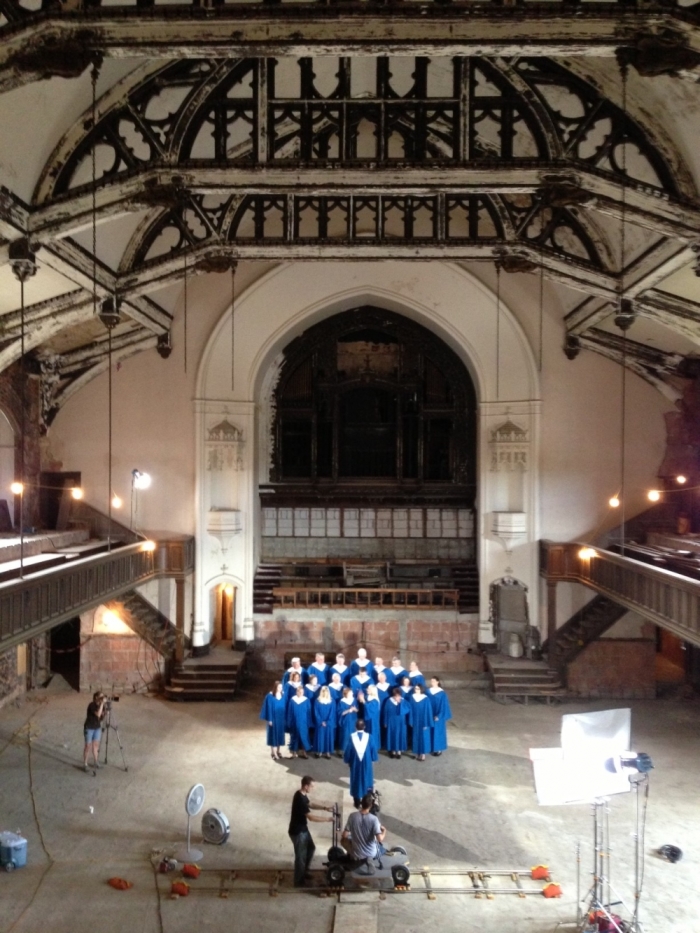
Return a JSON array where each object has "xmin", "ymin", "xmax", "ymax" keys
[
  {"xmin": 567, "ymin": 639, "xmax": 656, "ymax": 699},
  {"xmin": 253, "ymin": 615, "xmax": 481, "ymax": 675},
  {"xmin": 80, "ymin": 634, "xmax": 164, "ymax": 694},
  {"xmin": 0, "ymin": 647, "xmax": 21, "ymax": 710}
]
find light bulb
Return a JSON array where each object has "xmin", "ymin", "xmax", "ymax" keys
[
  {"xmin": 609, "ymin": 496, "xmax": 620, "ymax": 508},
  {"xmin": 10, "ymin": 481, "xmax": 23, "ymax": 495},
  {"xmin": 676, "ymin": 475, "xmax": 687, "ymax": 485},
  {"xmin": 578, "ymin": 547, "xmax": 596, "ymax": 560},
  {"xmin": 112, "ymin": 494, "xmax": 122, "ymax": 509},
  {"xmin": 71, "ymin": 487, "xmax": 84, "ymax": 500},
  {"xmin": 224, "ymin": 584, "xmax": 234, "ymax": 597},
  {"xmin": 141, "ymin": 540, "xmax": 156, "ymax": 552},
  {"xmin": 648, "ymin": 489, "xmax": 661, "ymax": 502}
]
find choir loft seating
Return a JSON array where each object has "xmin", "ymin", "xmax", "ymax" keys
[{"xmin": 253, "ymin": 560, "xmax": 478, "ymax": 613}]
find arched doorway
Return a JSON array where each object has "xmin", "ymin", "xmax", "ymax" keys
[{"xmin": 211, "ymin": 583, "xmax": 236, "ymax": 645}]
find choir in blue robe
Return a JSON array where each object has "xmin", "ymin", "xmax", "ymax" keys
[
  {"xmin": 382, "ymin": 695, "xmax": 408, "ymax": 753},
  {"xmin": 350, "ymin": 657, "xmax": 374, "ymax": 679},
  {"xmin": 350, "ymin": 672, "xmax": 373, "ymax": 698},
  {"xmin": 372, "ymin": 664, "xmax": 389, "ymax": 684},
  {"xmin": 409, "ymin": 692, "xmax": 433, "ymax": 755},
  {"xmin": 336, "ymin": 696, "xmax": 358, "ymax": 751},
  {"xmin": 330, "ymin": 663, "xmax": 351, "ymax": 686},
  {"xmin": 260, "ymin": 691, "xmax": 286, "ymax": 748},
  {"xmin": 285, "ymin": 679, "xmax": 304, "ymax": 709},
  {"xmin": 428, "ymin": 686, "xmax": 452, "ymax": 752},
  {"xmin": 307, "ymin": 661, "xmax": 330, "ymax": 685},
  {"xmin": 408, "ymin": 668, "xmax": 427, "ymax": 689},
  {"xmin": 362, "ymin": 697, "xmax": 381, "ymax": 754},
  {"xmin": 387, "ymin": 665, "xmax": 407, "ymax": 687},
  {"xmin": 304, "ymin": 682, "xmax": 321, "ymax": 705},
  {"xmin": 344, "ymin": 729, "xmax": 377, "ymax": 803},
  {"xmin": 328, "ymin": 680, "xmax": 345, "ymax": 704},
  {"xmin": 283, "ymin": 665, "xmax": 307, "ymax": 686},
  {"xmin": 313, "ymin": 698, "xmax": 336, "ymax": 754},
  {"xmin": 286, "ymin": 694, "xmax": 312, "ymax": 752}
]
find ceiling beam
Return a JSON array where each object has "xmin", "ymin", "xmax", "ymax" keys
[
  {"xmin": 0, "ymin": 301, "xmax": 99, "ymax": 371},
  {"xmin": 579, "ymin": 327, "xmax": 685, "ymax": 401},
  {"xmin": 30, "ymin": 165, "xmax": 700, "ymax": 244},
  {"xmin": 3, "ymin": 9, "xmax": 700, "ymax": 96}
]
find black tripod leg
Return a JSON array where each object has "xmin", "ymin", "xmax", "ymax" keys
[{"xmin": 111, "ymin": 725, "xmax": 128, "ymax": 772}]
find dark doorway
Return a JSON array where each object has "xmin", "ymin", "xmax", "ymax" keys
[
  {"xmin": 50, "ymin": 617, "xmax": 80, "ymax": 691},
  {"xmin": 39, "ymin": 472, "xmax": 81, "ymax": 530}
]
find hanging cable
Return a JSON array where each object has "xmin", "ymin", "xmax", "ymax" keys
[
  {"xmin": 495, "ymin": 260, "xmax": 501, "ymax": 400},
  {"xmin": 617, "ymin": 60, "xmax": 630, "ymax": 555},
  {"xmin": 183, "ymin": 252, "xmax": 188, "ymax": 374},
  {"xmin": 107, "ymin": 323, "xmax": 113, "ymax": 550},
  {"xmin": 538, "ymin": 244, "xmax": 544, "ymax": 373},
  {"xmin": 91, "ymin": 62, "xmax": 99, "ymax": 323},
  {"xmin": 231, "ymin": 261, "xmax": 237, "ymax": 392}
]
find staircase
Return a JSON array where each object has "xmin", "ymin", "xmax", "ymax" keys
[
  {"xmin": 164, "ymin": 647, "xmax": 245, "ymax": 701},
  {"xmin": 453, "ymin": 563, "xmax": 479, "ymax": 613},
  {"xmin": 487, "ymin": 656, "xmax": 565, "ymax": 703},
  {"xmin": 253, "ymin": 563, "xmax": 281, "ymax": 613},
  {"xmin": 545, "ymin": 594, "xmax": 629, "ymax": 678},
  {"xmin": 120, "ymin": 590, "xmax": 189, "ymax": 660}
]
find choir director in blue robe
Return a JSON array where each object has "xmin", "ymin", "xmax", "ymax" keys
[
  {"xmin": 260, "ymin": 681, "xmax": 286, "ymax": 760},
  {"xmin": 344, "ymin": 719, "xmax": 378, "ymax": 807},
  {"xmin": 428, "ymin": 677, "xmax": 452, "ymax": 755}
]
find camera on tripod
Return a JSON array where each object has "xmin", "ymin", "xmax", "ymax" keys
[{"xmin": 103, "ymin": 695, "xmax": 120, "ymax": 711}]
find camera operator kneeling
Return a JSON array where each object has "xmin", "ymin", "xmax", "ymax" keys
[{"xmin": 341, "ymin": 793, "xmax": 386, "ymax": 875}]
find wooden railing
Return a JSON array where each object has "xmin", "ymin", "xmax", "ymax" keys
[
  {"xmin": 274, "ymin": 586, "xmax": 459, "ymax": 609},
  {"xmin": 0, "ymin": 535, "xmax": 195, "ymax": 654},
  {"xmin": 540, "ymin": 540, "xmax": 700, "ymax": 648}
]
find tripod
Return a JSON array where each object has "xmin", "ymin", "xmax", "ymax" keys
[
  {"xmin": 101, "ymin": 701, "xmax": 128, "ymax": 771},
  {"xmin": 578, "ymin": 781, "xmax": 647, "ymax": 933}
]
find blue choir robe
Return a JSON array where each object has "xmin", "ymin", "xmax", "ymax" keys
[
  {"xmin": 285, "ymin": 681, "xmax": 304, "ymax": 710},
  {"xmin": 328, "ymin": 682, "xmax": 344, "ymax": 705},
  {"xmin": 350, "ymin": 673, "xmax": 373, "ymax": 700},
  {"xmin": 409, "ymin": 693, "xmax": 433, "ymax": 755},
  {"xmin": 387, "ymin": 666, "xmax": 407, "ymax": 687},
  {"xmin": 304, "ymin": 683, "xmax": 321, "ymax": 706},
  {"xmin": 307, "ymin": 662, "xmax": 330, "ymax": 686},
  {"xmin": 336, "ymin": 697, "xmax": 358, "ymax": 751},
  {"xmin": 260, "ymin": 692, "xmax": 286, "ymax": 747},
  {"xmin": 349, "ymin": 658, "xmax": 375, "ymax": 679},
  {"xmin": 286, "ymin": 695, "xmax": 311, "ymax": 751},
  {"xmin": 330, "ymin": 663, "xmax": 351, "ymax": 686},
  {"xmin": 283, "ymin": 666, "xmax": 307, "ymax": 686},
  {"xmin": 375, "ymin": 683, "xmax": 391, "ymax": 747},
  {"xmin": 372, "ymin": 664, "xmax": 390, "ymax": 684},
  {"xmin": 362, "ymin": 697, "xmax": 381, "ymax": 753},
  {"xmin": 428, "ymin": 687, "xmax": 452, "ymax": 752},
  {"xmin": 313, "ymin": 699, "xmax": 336, "ymax": 754},
  {"xmin": 408, "ymin": 670, "xmax": 427, "ymax": 689},
  {"xmin": 344, "ymin": 730, "xmax": 377, "ymax": 801},
  {"xmin": 382, "ymin": 697, "xmax": 408, "ymax": 752},
  {"xmin": 400, "ymin": 685, "xmax": 413, "ymax": 700}
]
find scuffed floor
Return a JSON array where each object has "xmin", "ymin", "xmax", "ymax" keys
[{"xmin": 0, "ymin": 681, "xmax": 697, "ymax": 933}]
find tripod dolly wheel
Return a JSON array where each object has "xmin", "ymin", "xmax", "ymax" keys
[
  {"xmin": 391, "ymin": 865, "xmax": 410, "ymax": 887},
  {"xmin": 326, "ymin": 863, "xmax": 345, "ymax": 886}
]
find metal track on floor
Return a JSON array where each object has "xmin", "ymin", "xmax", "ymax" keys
[{"xmin": 158, "ymin": 865, "xmax": 557, "ymax": 900}]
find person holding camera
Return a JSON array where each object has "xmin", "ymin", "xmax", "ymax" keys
[{"xmin": 83, "ymin": 691, "xmax": 105, "ymax": 772}]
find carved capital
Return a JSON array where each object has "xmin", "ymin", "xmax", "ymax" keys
[
  {"xmin": 9, "ymin": 30, "xmax": 101, "ymax": 80},
  {"xmin": 617, "ymin": 34, "xmax": 700, "ymax": 79}
]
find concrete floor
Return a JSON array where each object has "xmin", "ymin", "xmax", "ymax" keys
[{"xmin": 0, "ymin": 678, "xmax": 698, "ymax": 933}]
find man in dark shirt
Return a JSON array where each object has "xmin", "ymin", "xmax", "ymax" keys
[
  {"xmin": 288, "ymin": 775, "xmax": 334, "ymax": 887},
  {"xmin": 83, "ymin": 691, "xmax": 105, "ymax": 772}
]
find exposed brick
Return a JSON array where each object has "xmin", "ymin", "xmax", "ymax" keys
[{"xmin": 567, "ymin": 640, "xmax": 656, "ymax": 699}]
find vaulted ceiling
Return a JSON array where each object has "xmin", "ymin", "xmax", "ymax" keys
[{"xmin": 2, "ymin": 0, "xmax": 700, "ymax": 428}]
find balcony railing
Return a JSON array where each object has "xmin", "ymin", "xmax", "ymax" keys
[
  {"xmin": 0, "ymin": 535, "xmax": 195, "ymax": 653},
  {"xmin": 540, "ymin": 540, "xmax": 700, "ymax": 648},
  {"xmin": 274, "ymin": 586, "xmax": 459, "ymax": 609}
]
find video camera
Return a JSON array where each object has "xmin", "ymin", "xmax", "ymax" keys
[{"xmin": 103, "ymin": 695, "xmax": 120, "ymax": 710}]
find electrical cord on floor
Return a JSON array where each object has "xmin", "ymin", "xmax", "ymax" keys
[
  {"xmin": 6, "ymin": 718, "xmax": 55, "ymax": 933},
  {"xmin": 150, "ymin": 855, "xmax": 166, "ymax": 933}
]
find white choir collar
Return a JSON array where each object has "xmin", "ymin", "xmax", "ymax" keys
[
  {"xmin": 429, "ymin": 686, "xmax": 443, "ymax": 694},
  {"xmin": 413, "ymin": 694, "xmax": 427, "ymax": 703},
  {"xmin": 292, "ymin": 695, "xmax": 307, "ymax": 704},
  {"xmin": 350, "ymin": 731, "xmax": 369, "ymax": 761}
]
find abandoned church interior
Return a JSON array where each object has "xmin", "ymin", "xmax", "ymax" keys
[{"xmin": 2, "ymin": 3, "xmax": 700, "ymax": 932}]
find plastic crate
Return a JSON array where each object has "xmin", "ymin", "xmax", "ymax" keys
[{"xmin": 0, "ymin": 832, "xmax": 27, "ymax": 871}]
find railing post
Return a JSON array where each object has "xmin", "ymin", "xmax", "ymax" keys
[
  {"xmin": 175, "ymin": 578, "xmax": 185, "ymax": 664},
  {"xmin": 547, "ymin": 580, "xmax": 557, "ymax": 649}
]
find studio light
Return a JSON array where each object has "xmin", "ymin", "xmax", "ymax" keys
[
  {"xmin": 132, "ymin": 469, "xmax": 151, "ymax": 490},
  {"xmin": 606, "ymin": 752, "xmax": 654, "ymax": 775}
]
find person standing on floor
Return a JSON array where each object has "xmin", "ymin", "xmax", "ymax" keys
[
  {"xmin": 408, "ymin": 682, "xmax": 433, "ymax": 761},
  {"xmin": 382, "ymin": 687, "xmax": 408, "ymax": 759},
  {"xmin": 344, "ymin": 718, "xmax": 378, "ymax": 808},
  {"xmin": 308, "ymin": 652, "xmax": 330, "ymax": 686},
  {"xmin": 330, "ymin": 652, "xmax": 351, "ymax": 686},
  {"xmin": 387, "ymin": 656, "xmax": 407, "ymax": 687},
  {"xmin": 336, "ymin": 687, "xmax": 358, "ymax": 757},
  {"xmin": 83, "ymin": 690, "xmax": 105, "ymax": 771},
  {"xmin": 313, "ymin": 686, "xmax": 336, "ymax": 759},
  {"xmin": 260, "ymin": 681, "xmax": 286, "ymax": 760},
  {"xmin": 288, "ymin": 776, "xmax": 334, "ymax": 887},
  {"xmin": 328, "ymin": 671, "xmax": 344, "ymax": 704},
  {"xmin": 350, "ymin": 647, "xmax": 374, "ymax": 680},
  {"xmin": 287, "ymin": 685, "xmax": 312, "ymax": 759},
  {"xmin": 428, "ymin": 677, "xmax": 452, "ymax": 756},
  {"xmin": 283, "ymin": 657, "xmax": 306, "ymax": 686},
  {"xmin": 408, "ymin": 660, "xmax": 426, "ymax": 689},
  {"xmin": 362, "ymin": 683, "xmax": 382, "ymax": 754}
]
